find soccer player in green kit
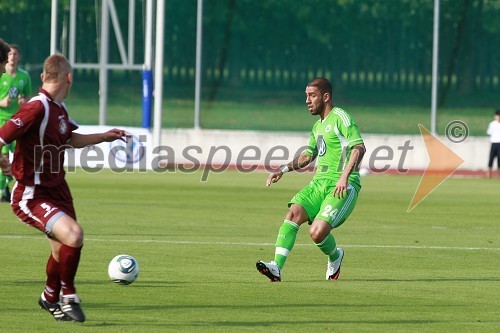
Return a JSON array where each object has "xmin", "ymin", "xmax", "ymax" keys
[
  {"xmin": 256, "ymin": 78, "xmax": 366, "ymax": 282},
  {"xmin": 0, "ymin": 44, "xmax": 32, "ymax": 202}
]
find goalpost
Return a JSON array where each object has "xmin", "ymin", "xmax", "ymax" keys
[
  {"xmin": 431, "ymin": 0, "xmax": 440, "ymax": 135},
  {"xmin": 49, "ymin": 0, "xmax": 165, "ymax": 147}
]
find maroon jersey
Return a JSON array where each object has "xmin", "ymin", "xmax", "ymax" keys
[{"xmin": 0, "ymin": 89, "xmax": 78, "ymax": 187}]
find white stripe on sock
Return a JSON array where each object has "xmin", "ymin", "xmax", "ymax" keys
[
  {"xmin": 284, "ymin": 220, "xmax": 300, "ymax": 230},
  {"xmin": 275, "ymin": 247, "xmax": 291, "ymax": 257}
]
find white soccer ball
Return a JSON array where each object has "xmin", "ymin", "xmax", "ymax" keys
[
  {"xmin": 359, "ymin": 167, "xmax": 370, "ymax": 176},
  {"xmin": 108, "ymin": 254, "xmax": 140, "ymax": 285}
]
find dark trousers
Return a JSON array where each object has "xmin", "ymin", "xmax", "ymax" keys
[{"xmin": 488, "ymin": 143, "xmax": 500, "ymax": 168}]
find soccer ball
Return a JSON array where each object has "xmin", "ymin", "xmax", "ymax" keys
[
  {"xmin": 108, "ymin": 254, "xmax": 140, "ymax": 285},
  {"xmin": 359, "ymin": 167, "xmax": 370, "ymax": 176}
]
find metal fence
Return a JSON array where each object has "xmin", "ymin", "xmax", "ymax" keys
[{"xmin": 0, "ymin": 0, "xmax": 498, "ymax": 130}]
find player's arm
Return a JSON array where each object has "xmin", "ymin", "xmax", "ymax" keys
[
  {"xmin": 266, "ymin": 151, "xmax": 315, "ymax": 187},
  {"xmin": 67, "ymin": 128, "xmax": 130, "ymax": 148},
  {"xmin": 0, "ymin": 96, "xmax": 11, "ymax": 108},
  {"xmin": 286, "ymin": 150, "xmax": 315, "ymax": 171},
  {"xmin": 333, "ymin": 143, "xmax": 366, "ymax": 198},
  {"xmin": 0, "ymin": 140, "xmax": 10, "ymax": 175},
  {"xmin": 18, "ymin": 94, "xmax": 29, "ymax": 106},
  {"xmin": 0, "ymin": 101, "xmax": 45, "ymax": 176}
]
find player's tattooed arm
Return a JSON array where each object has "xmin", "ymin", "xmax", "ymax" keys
[
  {"xmin": 343, "ymin": 144, "xmax": 366, "ymax": 176},
  {"xmin": 286, "ymin": 151, "xmax": 314, "ymax": 171},
  {"xmin": 333, "ymin": 143, "xmax": 366, "ymax": 198},
  {"xmin": 266, "ymin": 151, "xmax": 315, "ymax": 187}
]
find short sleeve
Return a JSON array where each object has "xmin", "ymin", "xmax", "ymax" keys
[
  {"xmin": 334, "ymin": 110, "xmax": 364, "ymax": 148},
  {"xmin": 342, "ymin": 122, "xmax": 364, "ymax": 148},
  {"xmin": 305, "ymin": 125, "xmax": 318, "ymax": 157},
  {"xmin": 0, "ymin": 100, "xmax": 44, "ymax": 144},
  {"xmin": 68, "ymin": 117, "xmax": 79, "ymax": 132}
]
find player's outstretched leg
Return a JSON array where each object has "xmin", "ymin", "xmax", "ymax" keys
[
  {"xmin": 256, "ymin": 219, "xmax": 299, "ymax": 282},
  {"xmin": 38, "ymin": 293, "xmax": 68, "ymax": 321},
  {"xmin": 326, "ymin": 248, "xmax": 344, "ymax": 280},
  {"xmin": 273, "ymin": 220, "xmax": 299, "ymax": 269},
  {"xmin": 256, "ymin": 260, "xmax": 281, "ymax": 282}
]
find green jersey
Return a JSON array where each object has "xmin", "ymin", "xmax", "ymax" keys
[
  {"xmin": 305, "ymin": 106, "xmax": 364, "ymax": 190},
  {"xmin": 0, "ymin": 68, "xmax": 32, "ymax": 120}
]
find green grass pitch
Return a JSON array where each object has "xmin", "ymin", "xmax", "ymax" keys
[{"xmin": 0, "ymin": 170, "xmax": 499, "ymax": 332}]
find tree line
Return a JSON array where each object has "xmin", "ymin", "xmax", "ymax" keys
[{"xmin": 0, "ymin": 0, "xmax": 498, "ymax": 100}]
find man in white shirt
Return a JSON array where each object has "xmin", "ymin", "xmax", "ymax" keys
[{"xmin": 487, "ymin": 110, "xmax": 500, "ymax": 178}]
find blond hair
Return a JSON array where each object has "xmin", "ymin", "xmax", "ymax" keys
[{"xmin": 43, "ymin": 54, "xmax": 72, "ymax": 82}]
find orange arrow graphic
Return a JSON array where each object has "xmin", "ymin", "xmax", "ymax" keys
[{"xmin": 408, "ymin": 124, "xmax": 465, "ymax": 212}]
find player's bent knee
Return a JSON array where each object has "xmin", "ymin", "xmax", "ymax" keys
[
  {"xmin": 50, "ymin": 215, "xmax": 84, "ymax": 247},
  {"xmin": 286, "ymin": 204, "xmax": 309, "ymax": 224},
  {"xmin": 65, "ymin": 223, "xmax": 84, "ymax": 247},
  {"xmin": 66, "ymin": 228, "xmax": 84, "ymax": 247},
  {"xmin": 309, "ymin": 229, "xmax": 323, "ymax": 243},
  {"xmin": 309, "ymin": 220, "xmax": 331, "ymax": 243}
]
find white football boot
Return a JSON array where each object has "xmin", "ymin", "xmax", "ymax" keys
[
  {"xmin": 256, "ymin": 260, "xmax": 281, "ymax": 282},
  {"xmin": 326, "ymin": 248, "xmax": 344, "ymax": 280}
]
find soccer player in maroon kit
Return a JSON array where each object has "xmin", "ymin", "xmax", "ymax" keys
[{"xmin": 0, "ymin": 54, "xmax": 129, "ymax": 322}]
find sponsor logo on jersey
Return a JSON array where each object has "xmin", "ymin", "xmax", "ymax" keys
[
  {"xmin": 325, "ymin": 124, "xmax": 332, "ymax": 133},
  {"xmin": 10, "ymin": 118, "xmax": 24, "ymax": 128},
  {"xmin": 317, "ymin": 135, "xmax": 327, "ymax": 156},
  {"xmin": 8, "ymin": 87, "xmax": 19, "ymax": 99},
  {"xmin": 59, "ymin": 117, "xmax": 68, "ymax": 134}
]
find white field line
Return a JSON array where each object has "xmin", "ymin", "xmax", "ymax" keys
[{"xmin": 0, "ymin": 235, "xmax": 499, "ymax": 252}]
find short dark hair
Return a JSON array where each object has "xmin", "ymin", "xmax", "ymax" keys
[
  {"xmin": 496, "ymin": 109, "xmax": 500, "ymax": 116},
  {"xmin": 307, "ymin": 77, "xmax": 333, "ymax": 96},
  {"xmin": 8, "ymin": 44, "xmax": 20, "ymax": 54},
  {"xmin": 0, "ymin": 38, "xmax": 10, "ymax": 64}
]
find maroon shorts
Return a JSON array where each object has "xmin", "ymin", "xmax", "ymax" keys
[{"xmin": 11, "ymin": 180, "xmax": 76, "ymax": 237}]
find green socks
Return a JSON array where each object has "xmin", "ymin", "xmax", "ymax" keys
[
  {"xmin": 274, "ymin": 220, "xmax": 299, "ymax": 269},
  {"xmin": 316, "ymin": 233, "xmax": 340, "ymax": 261},
  {"xmin": 0, "ymin": 173, "xmax": 7, "ymax": 196},
  {"xmin": 273, "ymin": 221, "xmax": 340, "ymax": 270}
]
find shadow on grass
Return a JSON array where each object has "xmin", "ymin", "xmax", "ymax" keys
[
  {"xmin": 81, "ymin": 318, "xmax": 500, "ymax": 329},
  {"xmin": 88, "ymin": 302, "xmax": 465, "ymax": 310},
  {"xmin": 6, "ymin": 276, "xmax": 500, "ymax": 290},
  {"xmin": 346, "ymin": 277, "xmax": 500, "ymax": 283},
  {"xmin": 190, "ymin": 319, "xmax": 449, "ymax": 327}
]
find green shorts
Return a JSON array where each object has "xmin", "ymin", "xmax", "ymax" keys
[
  {"xmin": 1, "ymin": 141, "xmax": 15, "ymax": 155},
  {"xmin": 0, "ymin": 119, "xmax": 15, "ymax": 154},
  {"xmin": 289, "ymin": 179, "xmax": 359, "ymax": 228}
]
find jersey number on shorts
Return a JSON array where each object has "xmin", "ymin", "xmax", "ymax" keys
[
  {"xmin": 40, "ymin": 203, "xmax": 57, "ymax": 218},
  {"xmin": 321, "ymin": 205, "xmax": 338, "ymax": 221}
]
